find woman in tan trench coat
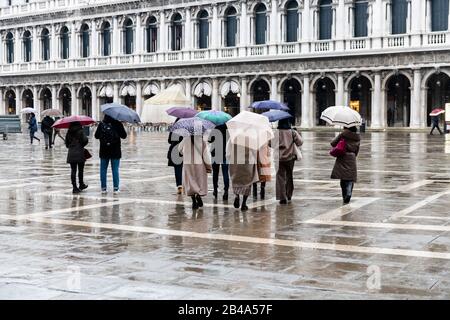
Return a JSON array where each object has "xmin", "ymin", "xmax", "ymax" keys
[
  {"xmin": 330, "ymin": 126, "xmax": 360, "ymax": 204},
  {"xmin": 179, "ymin": 135, "xmax": 212, "ymax": 209}
]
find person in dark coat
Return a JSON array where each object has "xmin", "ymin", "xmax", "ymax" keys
[
  {"xmin": 167, "ymin": 118, "xmax": 183, "ymax": 194},
  {"xmin": 65, "ymin": 122, "xmax": 89, "ymax": 194},
  {"xmin": 41, "ymin": 115, "xmax": 55, "ymax": 149},
  {"xmin": 94, "ymin": 114, "xmax": 127, "ymax": 194},
  {"xmin": 330, "ymin": 126, "xmax": 361, "ymax": 204},
  {"xmin": 430, "ymin": 115, "xmax": 443, "ymax": 135},
  {"xmin": 28, "ymin": 113, "xmax": 40, "ymax": 144},
  {"xmin": 208, "ymin": 123, "xmax": 229, "ymax": 200}
]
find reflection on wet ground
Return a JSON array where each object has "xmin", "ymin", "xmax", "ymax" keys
[{"xmin": 1, "ymin": 130, "xmax": 450, "ymax": 299}]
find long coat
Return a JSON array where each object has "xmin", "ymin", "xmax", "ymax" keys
[
  {"xmin": 66, "ymin": 126, "xmax": 89, "ymax": 164},
  {"xmin": 28, "ymin": 117, "xmax": 38, "ymax": 134},
  {"xmin": 330, "ymin": 129, "xmax": 360, "ymax": 182},
  {"xmin": 179, "ymin": 137, "xmax": 212, "ymax": 196},
  {"xmin": 227, "ymin": 142, "xmax": 259, "ymax": 191}
]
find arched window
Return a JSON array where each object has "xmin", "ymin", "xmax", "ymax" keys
[
  {"xmin": 60, "ymin": 26, "xmax": 70, "ymax": 59},
  {"xmin": 354, "ymin": 0, "xmax": 368, "ymax": 37},
  {"xmin": 431, "ymin": 0, "xmax": 449, "ymax": 31},
  {"xmin": 101, "ymin": 22, "xmax": 111, "ymax": 56},
  {"xmin": 171, "ymin": 13, "xmax": 183, "ymax": 51},
  {"xmin": 391, "ymin": 0, "xmax": 407, "ymax": 34},
  {"xmin": 224, "ymin": 7, "xmax": 237, "ymax": 47},
  {"xmin": 319, "ymin": 0, "xmax": 333, "ymax": 40},
  {"xmin": 286, "ymin": 1, "xmax": 299, "ymax": 42},
  {"xmin": 123, "ymin": 18, "xmax": 134, "ymax": 54},
  {"xmin": 23, "ymin": 30, "xmax": 32, "ymax": 62},
  {"xmin": 80, "ymin": 24, "xmax": 90, "ymax": 58},
  {"xmin": 146, "ymin": 16, "xmax": 158, "ymax": 53},
  {"xmin": 198, "ymin": 10, "xmax": 209, "ymax": 49},
  {"xmin": 41, "ymin": 28, "xmax": 50, "ymax": 61},
  {"xmin": 6, "ymin": 32, "xmax": 14, "ymax": 64},
  {"xmin": 255, "ymin": 3, "xmax": 267, "ymax": 45}
]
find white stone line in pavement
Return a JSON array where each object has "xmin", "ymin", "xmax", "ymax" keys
[
  {"xmin": 303, "ymin": 198, "xmax": 379, "ymax": 222},
  {"xmin": 401, "ymin": 216, "xmax": 450, "ymax": 221},
  {"xmin": 389, "ymin": 189, "xmax": 450, "ymax": 220},
  {"xmin": 10, "ymin": 200, "xmax": 135, "ymax": 219},
  {"xmin": 395, "ymin": 180, "xmax": 434, "ymax": 192},
  {"xmin": 2, "ymin": 215, "xmax": 450, "ymax": 260},
  {"xmin": 303, "ymin": 219, "xmax": 450, "ymax": 233},
  {"xmin": 0, "ymin": 182, "xmax": 43, "ymax": 190}
]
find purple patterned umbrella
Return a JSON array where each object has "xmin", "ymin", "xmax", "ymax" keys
[
  {"xmin": 169, "ymin": 117, "xmax": 215, "ymax": 137},
  {"xmin": 262, "ymin": 110, "xmax": 293, "ymax": 122},
  {"xmin": 251, "ymin": 100, "xmax": 290, "ymax": 111},
  {"xmin": 166, "ymin": 107, "xmax": 198, "ymax": 119}
]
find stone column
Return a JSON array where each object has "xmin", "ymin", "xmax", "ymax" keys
[
  {"xmin": 337, "ymin": 73, "xmax": 345, "ymax": 106},
  {"xmin": 411, "ymin": 69, "xmax": 422, "ymax": 128},
  {"xmin": 240, "ymin": 77, "xmax": 248, "ymax": 112},
  {"xmin": 211, "ymin": 5, "xmax": 218, "ymax": 48},
  {"xmin": 159, "ymin": 11, "xmax": 166, "ymax": 52},
  {"xmin": 136, "ymin": 81, "xmax": 143, "ymax": 115},
  {"xmin": 51, "ymin": 24, "xmax": 57, "ymax": 60},
  {"xmin": 92, "ymin": 20, "xmax": 98, "ymax": 58},
  {"xmin": 301, "ymin": 0, "xmax": 310, "ymax": 52},
  {"xmin": 32, "ymin": 27, "xmax": 39, "ymax": 62},
  {"xmin": 51, "ymin": 85, "xmax": 58, "ymax": 111},
  {"xmin": 185, "ymin": 79, "xmax": 192, "ymax": 105},
  {"xmin": 185, "ymin": 8, "xmax": 192, "ymax": 50},
  {"xmin": 112, "ymin": 16, "xmax": 119, "ymax": 56},
  {"xmin": 371, "ymin": 72, "xmax": 382, "ymax": 128},
  {"xmin": 71, "ymin": 84, "xmax": 78, "ymax": 115},
  {"xmin": 410, "ymin": 0, "xmax": 423, "ymax": 46},
  {"xmin": 91, "ymin": 83, "xmax": 99, "ymax": 121},
  {"xmin": 16, "ymin": 87, "xmax": 23, "ymax": 115},
  {"xmin": 71, "ymin": 21, "xmax": 77, "ymax": 59},
  {"xmin": 113, "ymin": 82, "xmax": 120, "ymax": 103},
  {"xmin": 270, "ymin": 76, "xmax": 278, "ymax": 101},
  {"xmin": 212, "ymin": 78, "xmax": 219, "ymax": 111},
  {"xmin": 335, "ymin": 0, "xmax": 345, "ymax": 50},
  {"xmin": 301, "ymin": 75, "xmax": 311, "ymax": 128},
  {"xmin": 239, "ymin": 2, "xmax": 248, "ymax": 55},
  {"xmin": 15, "ymin": 29, "xmax": 21, "ymax": 63},
  {"xmin": 0, "ymin": 88, "xmax": 4, "ymax": 115},
  {"xmin": 33, "ymin": 86, "xmax": 39, "ymax": 112},
  {"xmin": 372, "ymin": 0, "xmax": 383, "ymax": 49},
  {"xmin": 269, "ymin": 0, "xmax": 278, "ymax": 54},
  {"xmin": 135, "ymin": 14, "xmax": 142, "ymax": 54}
]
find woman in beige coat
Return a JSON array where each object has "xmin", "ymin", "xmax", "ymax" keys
[{"xmin": 179, "ymin": 135, "xmax": 212, "ymax": 209}]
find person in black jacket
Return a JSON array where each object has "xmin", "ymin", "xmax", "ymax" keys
[
  {"xmin": 94, "ymin": 114, "xmax": 127, "ymax": 194},
  {"xmin": 168, "ymin": 118, "xmax": 183, "ymax": 194},
  {"xmin": 208, "ymin": 123, "xmax": 229, "ymax": 200},
  {"xmin": 41, "ymin": 116, "xmax": 55, "ymax": 149},
  {"xmin": 65, "ymin": 122, "xmax": 89, "ymax": 194}
]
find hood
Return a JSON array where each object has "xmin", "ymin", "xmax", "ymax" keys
[
  {"xmin": 103, "ymin": 114, "xmax": 115, "ymax": 123},
  {"xmin": 342, "ymin": 129, "xmax": 361, "ymax": 142}
]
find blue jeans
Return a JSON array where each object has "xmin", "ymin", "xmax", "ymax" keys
[{"xmin": 100, "ymin": 158, "xmax": 120, "ymax": 191}]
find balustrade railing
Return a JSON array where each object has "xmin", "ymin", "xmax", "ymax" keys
[{"xmin": 428, "ymin": 32, "xmax": 447, "ymax": 45}]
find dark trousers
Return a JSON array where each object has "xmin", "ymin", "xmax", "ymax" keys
[
  {"xmin": 174, "ymin": 164, "xmax": 183, "ymax": 187},
  {"xmin": 43, "ymin": 132, "xmax": 53, "ymax": 148},
  {"xmin": 70, "ymin": 162, "xmax": 85, "ymax": 187},
  {"xmin": 212, "ymin": 163, "xmax": 229, "ymax": 192},
  {"xmin": 430, "ymin": 124, "xmax": 443, "ymax": 135},
  {"xmin": 30, "ymin": 131, "xmax": 40, "ymax": 144},
  {"xmin": 253, "ymin": 182, "xmax": 266, "ymax": 196},
  {"xmin": 340, "ymin": 180, "xmax": 354, "ymax": 200},
  {"xmin": 276, "ymin": 159, "xmax": 295, "ymax": 201}
]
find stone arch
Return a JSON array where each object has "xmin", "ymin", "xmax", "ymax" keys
[
  {"xmin": 344, "ymin": 72, "xmax": 374, "ymax": 89},
  {"xmin": 421, "ymin": 68, "xmax": 450, "ymax": 88},
  {"xmin": 278, "ymin": 75, "xmax": 303, "ymax": 93},
  {"xmin": 382, "ymin": 70, "xmax": 413, "ymax": 90},
  {"xmin": 310, "ymin": 73, "xmax": 338, "ymax": 92}
]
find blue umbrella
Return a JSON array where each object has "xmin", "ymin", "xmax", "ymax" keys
[
  {"xmin": 262, "ymin": 110, "xmax": 293, "ymax": 122},
  {"xmin": 251, "ymin": 100, "xmax": 290, "ymax": 111},
  {"xmin": 169, "ymin": 117, "xmax": 215, "ymax": 137},
  {"xmin": 196, "ymin": 110, "xmax": 232, "ymax": 125},
  {"xmin": 101, "ymin": 103, "xmax": 141, "ymax": 124}
]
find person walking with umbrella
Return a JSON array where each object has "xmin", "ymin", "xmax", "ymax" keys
[
  {"xmin": 253, "ymin": 143, "xmax": 272, "ymax": 200},
  {"xmin": 41, "ymin": 115, "xmax": 55, "ymax": 149},
  {"xmin": 172, "ymin": 118, "xmax": 214, "ymax": 209},
  {"xmin": 208, "ymin": 123, "xmax": 230, "ymax": 201},
  {"xmin": 272, "ymin": 118, "xmax": 303, "ymax": 204},
  {"xmin": 94, "ymin": 114, "xmax": 127, "ymax": 194},
  {"xmin": 28, "ymin": 113, "xmax": 40, "ymax": 144},
  {"xmin": 429, "ymin": 108, "xmax": 445, "ymax": 135},
  {"xmin": 65, "ymin": 122, "xmax": 89, "ymax": 194},
  {"xmin": 168, "ymin": 118, "xmax": 184, "ymax": 194}
]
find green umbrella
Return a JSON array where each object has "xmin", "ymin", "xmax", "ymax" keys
[{"xmin": 196, "ymin": 110, "xmax": 232, "ymax": 125}]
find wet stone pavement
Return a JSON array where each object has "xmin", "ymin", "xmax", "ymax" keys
[{"xmin": 2, "ymin": 129, "xmax": 450, "ymax": 299}]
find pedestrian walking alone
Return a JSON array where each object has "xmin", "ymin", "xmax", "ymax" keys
[
  {"xmin": 227, "ymin": 141, "xmax": 259, "ymax": 211},
  {"xmin": 41, "ymin": 115, "xmax": 55, "ymax": 149},
  {"xmin": 208, "ymin": 123, "xmax": 230, "ymax": 200},
  {"xmin": 28, "ymin": 113, "xmax": 40, "ymax": 144},
  {"xmin": 330, "ymin": 126, "xmax": 360, "ymax": 204},
  {"xmin": 274, "ymin": 119, "xmax": 303, "ymax": 204},
  {"xmin": 65, "ymin": 122, "xmax": 89, "ymax": 194},
  {"xmin": 252, "ymin": 142, "xmax": 272, "ymax": 199},
  {"xmin": 94, "ymin": 114, "xmax": 127, "ymax": 194},
  {"xmin": 179, "ymin": 135, "xmax": 212, "ymax": 209},
  {"xmin": 168, "ymin": 118, "xmax": 184, "ymax": 194},
  {"xmin": 430, "ymin": 115, "xmax": 443, "ymax": 135}
]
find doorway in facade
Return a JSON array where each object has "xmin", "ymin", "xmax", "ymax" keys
[
  {"xmin": 282, "ymin": 78, "xmax": 301, "ymax": 125},
  {"xmin": 349, "ymin": 76, "xmax": 372, "ymax": 127},
  {"xmin": 59, "ymin": 88, "xmax": 72, "ymax": 116},
  {"xmin": 80, "ymin": 87, "xmax": 92, "ymax": 117},
  {"xmin": 386, "ymin": 74, "xmax": 411, "ymax": 127},
  {"xmin": 22, "ymin": 89, "xmax": 33, "ymax": 109},
  {"xmin": 123, "ymin": 95, "xmax": 136, "ymax": 111},
  {"xmin": 40, "ymin": 88, "xmax": 52, "ymax": 111},
  {"xmin": 5, "ymin": 90, "xmax": 16, "ymax": 115},
  {"xmin": 195, "ymin": 96, "xmax": 212, "ymax": 111},
  {"xmin": 315, "ymin": 77, "xmax": 335, "ymax": 126},
  {"xmin": 251, "ymin": 79, "xmax": 270, "ymax": 103},
  {"xmin": 223, "ymin": 92, "xmax": 240, "ymax": 117},
  {"xmin": 427, "ymin": 72, "xmax": 450, "ymax": 127}
]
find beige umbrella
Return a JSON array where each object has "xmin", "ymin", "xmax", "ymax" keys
[
  {"xmin": 227, "ymin": 111, "xmax": 274, "ymax": 150},
  {"xmin": 140, "ymin": 84, "xmax": 192, "ymax": 123},
  {"xmin": 41, "ymin": 109, "xmax": 63, "ymax": 117}
]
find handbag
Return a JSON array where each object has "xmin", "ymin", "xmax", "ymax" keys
[
  {"xmin": 84, "ymin": 148, "xmax": 92, "ymax": 160},
  {"xmin": 330, "ymin": 138, "xmax": 347, "ymax": 158},
  {"xmin": 291, "ymin": 130, "xmax": 302, "ymax": 161}
]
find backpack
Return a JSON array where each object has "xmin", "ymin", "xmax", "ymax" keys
[
  {"xmin": 99, "ymin": 122, "xmax": 119, "ymax": 146},
  {"xmin": 330, "ymin": 138, "xmax": 347, "ymax": 158}
]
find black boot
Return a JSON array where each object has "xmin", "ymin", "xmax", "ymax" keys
[
  {"xmin": 252, "ymin": 184, "xmax": 258, "ymax": 199},
  {"xmin": 233, "ymin": 195, "xmax": 240, "ymax": 208},
  {"xmin": 196, "ymin": 195, "xmax": 204, "ymax": 208},
  {"xmin": 222, "ymin": 190, "xmax": 228, "ymax": 201},
  {"xmin": 213, "ymin": 188, "xmax": 218, "ymax": 199},
  {"xmin": 79, "ymin": 183, "xmax": 88, "ymax": 191},
  {"xmin": 72, "ymin": 186, "xmax": 81, "ymax": 194},
  {"xmin": 260, "ymin": 185, "xmax": 266, "ymax": 200},
  {"xmin": 191, "ymin": 196, "xmax": 199, "ymax": 210},
  {"xmin": 241, "ymin": 195, "xmax": 249, "ymax": 211}
]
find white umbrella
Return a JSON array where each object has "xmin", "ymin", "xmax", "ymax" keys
[
  {"xmin": 140, "ymin": 84, "xmax": 191, "ymax": 123},
  {"xmin": 21, "ymin": 107, "xmax": 38, "ymax": 114},
  {"xmin": 227, "ymin": 111, "xmax": 274, "ymax": 150},
  {"xmin": 41, "ymin": 109, "xmax": 63, "ymax": 117},
  {"xmin": 320, "ymin": 106, "xmax": 362, "ymax": 128}
]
